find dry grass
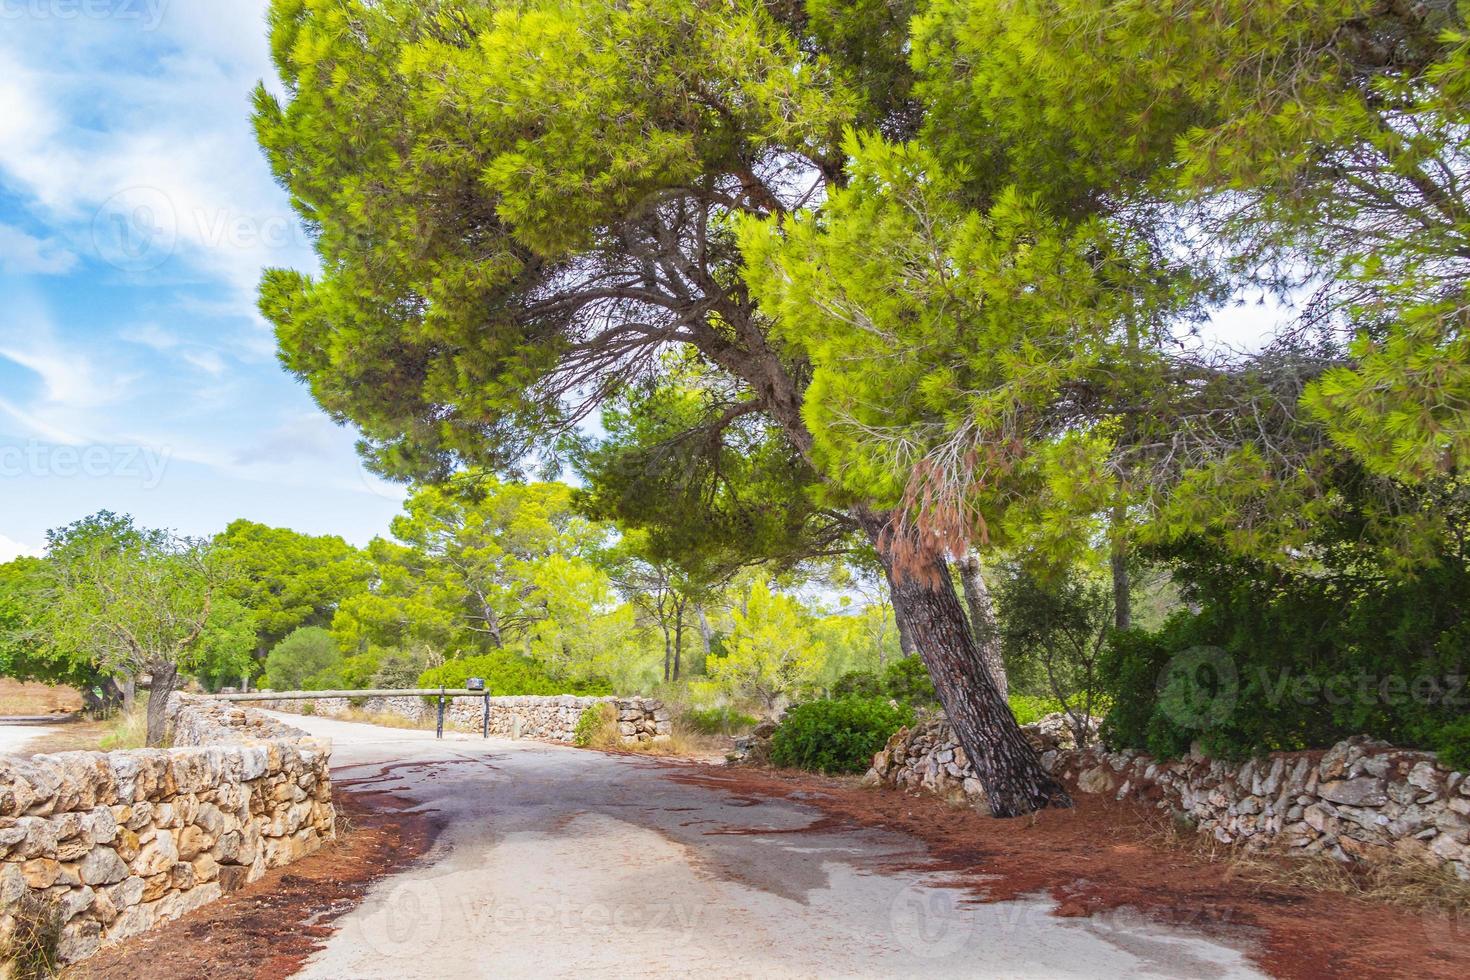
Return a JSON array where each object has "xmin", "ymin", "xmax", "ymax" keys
[
  {"xmin": 1, "ymin": 893, "xmax": 62, "ymax": 979},
  {"xmin": 1146, "ymin": 810, "xmax": 1470, "ymax": 918},
  {"xmin": 0, "ymin": 679, "xmax": 81, "ymax": 717},
  {"xmin": 98, "ymin": 707, "xmax": 151, "ymax": 750}
]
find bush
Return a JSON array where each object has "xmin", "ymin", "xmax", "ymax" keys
[
  {"xmin": 572, "ymin": 702, "xmax": 618, "ymax": 748},
  {"xmin": 261, "ymin": 627, "xmax": 342, "ymax": 691},
  {"xmin": 832, "ymin": 670, "xmax": 882, "ymax": 699},
  {"xmin": 417, "ymin": 651, "xmax": 611, "ymax": 698},
  {"xmin": 1100, "ymin": 528, "xmax": 1470, "ymax": 761},
  {"xmin": 881, "ymin": 656, "xmax": 938, "ymax": 705},
  {"xmin": 1431, "ymin": 716, "xmax": 1470, "ymax": 772},
  {"xmin": 683, "ymin": 705, "xmax": 759, "ymax": 735},
  {"xmin": 770, "ymin": 697, "xmax": 914, "ymax": 774},
  {"xmin": 1008, "ymin": 693, "xmax": 1067, "ymax": 726}
]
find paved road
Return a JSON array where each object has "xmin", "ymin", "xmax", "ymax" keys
[
  {"xmin": 0, "ymin": 721, "xmax": 60, "ymax": 756},
  {"xmin": 275, "ymin": 712, "xmax": 1266, "ymax": 980}
]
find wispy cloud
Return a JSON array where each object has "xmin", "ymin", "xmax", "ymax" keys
[{"xmin": 0, "ymin": 223, "xmax": 76, "ymax": 275}]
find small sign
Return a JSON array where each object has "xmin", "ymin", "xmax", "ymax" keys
[{"xmin": 466, "ymin": 677, "xmax": 486, "ymax": 692}]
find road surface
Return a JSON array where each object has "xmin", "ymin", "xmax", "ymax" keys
[
  {"xmin": 0, "ymin": 721, "xmax": 60, "ymax": 756},
  {"xmin": 274, "ymin": 712, "xmax": 1266, "ymax": 979}
]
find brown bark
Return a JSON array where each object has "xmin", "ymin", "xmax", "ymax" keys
[
  {"xmin": 145, "ymin": 662, "xmax": 179, "ymax": 747},
  {"xmin": 1111, "ymin": 508, "xmax": 1132, "ymax": 632},
  {"xmin": 957, "ymin": 550, "xmax": 1008, "ymax": 701},
  {"xmin": 857, "ymin": 511, "xmax": 1071, "ymax": 817}
]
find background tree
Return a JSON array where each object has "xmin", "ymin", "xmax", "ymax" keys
[
  {"xmin": 255, "ymin": 0, "xmax": 1063, "ymax": 814},
  {"xmin": 215, "ymin": 520, "xmax": 368, "ymax": 680},
  {"xmin": 261, "ymin": 626, "xmax": 344, "ymax": 691},
  {"xmin": 43, "ymin": 513, "xmax": 250, "ymax": 745},
  {"xmin": 706, "ymin": 580, "xmax": 824, "ymax": 715}
]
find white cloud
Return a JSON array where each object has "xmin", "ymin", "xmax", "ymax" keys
[
  {"xmin": 0, "ymin": 533, "xmax": 42, "ymax": 564},
  {"xmin": 0, "ymin": 224, "xmax": 76, "ymax": 275}
]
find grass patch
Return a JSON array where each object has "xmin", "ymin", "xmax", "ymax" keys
[
  {"xmin": 98, "ymin": 706, "xmax": 151, "ymax": 750},
  {"xmin": 1, "ymin": 893, "xmax": 63, "ymax": 979},
  {"xmin": 683, "ymin": 706, "xmax": 758, "ymax": 736},
  {"xmin": 572, "ymin": 703, "xmax": 620, "ymax": 749}
]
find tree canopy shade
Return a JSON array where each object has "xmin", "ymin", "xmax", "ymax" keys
[{"xmin": 255, "ymin": 0, "xmax": 1066, "ymax": 814}]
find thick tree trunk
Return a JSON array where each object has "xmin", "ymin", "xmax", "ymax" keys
[
  {"xmin": 856, "ymin": 512, "xmax": 1070, "ymax": 817},
  {"xmin": 145, "ymin": 662, "xmax": 178, "ymax": 747},
  {"xmin": 956, "ymin": 551, "xmax": 1008, "ymax": 701}
]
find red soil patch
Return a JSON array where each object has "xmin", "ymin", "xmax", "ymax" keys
[
  {"xmin": 666, "ymin": 765, "xmax": 1470, "ymax": 980},
  {"xmin": 75, "ymin": 788, "xmax": 442, "ymax": 980}
]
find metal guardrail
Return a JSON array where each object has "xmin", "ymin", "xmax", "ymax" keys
[{"xmin": 209, "ymin": 688, "xmax": 492, "ymax": 739}]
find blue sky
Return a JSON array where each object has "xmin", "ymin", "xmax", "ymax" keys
[{"xmin": 0, "ymin": 0, "xmax": 405, "ymax": 561}]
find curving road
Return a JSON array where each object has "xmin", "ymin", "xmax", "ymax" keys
[{"xmin": 272, "ymin": 712, "xmax": 1266, "ymax": 980}]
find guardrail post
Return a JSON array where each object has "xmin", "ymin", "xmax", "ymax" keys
[
  {"xmin": 482, "ymin": 692, "xmax": 490, "ymax": 739},
  {"xmin": 436, "ymin": 691, "xmax": 446, "ymax": 739}
]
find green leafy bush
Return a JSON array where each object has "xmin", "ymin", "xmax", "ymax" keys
[
  {"xmin": 683, "ymin": 705, "xmax": 759, "ymax": 735},
  {"xmin": 1008, "ymin": 693, "xmax": 1067, "ymax": 726},
  {"xmin": 261, "ymin": 627, "xmax": 342, "ymax": 691},
  {"xmin": 832, "ymin": 670, "xmax": 882, "ymax": 699},
  {"xmin": 417, "ymin": 651, "xmax": 610, "ymax": 698},
  {"xmin": 770, "ymin": 697, "xmax": 914, "ymax": 774},
  {"xmin": 1101, "ymin": 527, "xmax": 1470, "ymax": 761},
  {"xmin": 881, "ymin": 655, "xmax": 938, "ymax": 705},
  {"xmin": 573, "ymin": 702, "xmax": 617, "ymax": 748},
  {"xmin": 1430, "ymin": 716, "xmax": 1470, "ymax": 773}
]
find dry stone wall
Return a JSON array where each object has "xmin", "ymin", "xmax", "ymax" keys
[
  {"xmin": 262, "ymin": 694, "xmax": 672, "ymax": 743},
  {"xmin": 866, "ymin": 713, "xmax": 1470, "ymax": 881},
  {"xmin": 0, "ymin": 694, "xmax": 334, "ymax": 967}
]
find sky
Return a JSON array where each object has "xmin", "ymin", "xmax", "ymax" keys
[{"xmin": 0, "ymin": 0, "xmax": 406, "ymax": 562}]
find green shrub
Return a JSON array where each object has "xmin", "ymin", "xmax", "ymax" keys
[
  {"xmin": 1100, "ymin": 526, "xmax": 1470, "ymax": 760},
  {"xmin": 881, "ymin": 656, "xmax": 938, "ymax": 705},
  {"xmin": 683, "ymin": 705, "xmax": 759, "ymax": 735},
  {"xmin": 417, "ymin": 651, "xmax": 611, "ymax": 699},
  {"xmin": 832, "ymin": 670, "xmax": 882, "ymax": 699},
  {"xmin": 1431, "ymin": 716, "xmax": 1470, "ymax": 772},
  {"xmin": 770, "ymin": 697, "xmax": 914, "ymax": 774},
  {"xmin": 573, "ymin": 702, "xmax": 618, "ymax": 748},
  {"xmin": 262, "ymin": 627, "xmax": 342, "ymax": 691},
  {"xmin": 1008, "ymin": 693, "xmax": 1067, "ymax": 726}
]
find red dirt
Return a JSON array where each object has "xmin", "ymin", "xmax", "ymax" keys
[
  {"xmin": 75, "ymin": 788, "xmax": 442, "ymax": 980},
  {"xmin": 664, "ymin": 764, "xmax": 1470, "ymax": 980}
]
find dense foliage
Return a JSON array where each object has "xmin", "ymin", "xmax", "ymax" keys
[
  {"xmin": 1102, "ymin": 482, "xmax": 1470, "ymax": 763},
  {"xmin": 769, "ymin": 697, "xmax": 915, "ymax": 774}
]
